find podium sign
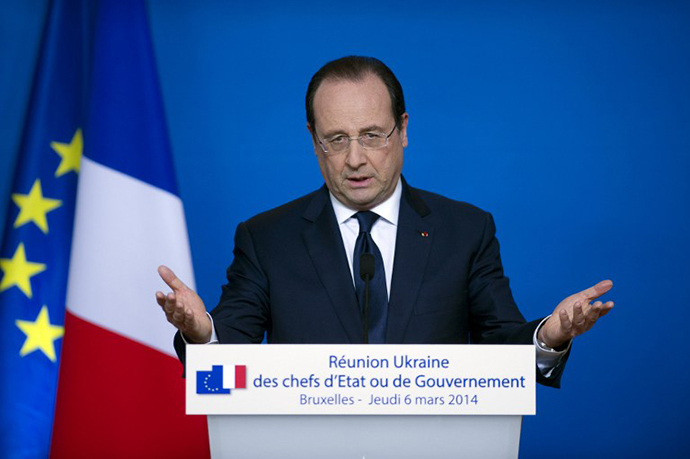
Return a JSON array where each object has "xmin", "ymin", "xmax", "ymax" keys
[{"xmin": 186, "ymin": 344, "xmax": 535, "ymax": 416}]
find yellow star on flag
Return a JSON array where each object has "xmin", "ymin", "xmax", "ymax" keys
[
  {"xmin": 11, "ymin": 179, "xmax": 62, "ymax": 234},
  {"xmin": 51, "ymin": 128, "xmax": 83, "ymax": 177},
  {"xmin": 15, "ymin": 305, "xmax": 64, "ymax": 362},
  {"xmin": 0, "ymin": 243, "xmax": 46, "ymax": 298}
]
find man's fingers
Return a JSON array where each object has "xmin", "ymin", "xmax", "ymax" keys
[
  {"xmin": 161, "ymin": 295, "xmax": 203, "ymax": 330},
  {"xmin": 155, "ymin": 291, "xmax": 166, "ymax": 307},
  {"xmin": 572, "ymin": 302, "xmax": 586, "ymax": 329},
  {"xmin": 586, "ymin": 301, "xmax": 602, "ymax": 316},
  {"xmin": 156, "ymin": 290, "xmax": 181, "ymax": 324},
  {"xmin": 584, "ymin": 301, "xmax": 602, "ymax": 327},
  {"xmin": 581, "ymin": 279, "xmax": 613, "ymax": 301},
  {"xmin": 167, "ymin": 301, "xmax": 192, "ymax": 329},
  {"xmin": 165, "ymin": 292, "xmax": 177, "ymax": 313},
  {"xmin": 158, "ymin": 265, "xmax": 187, "ymax": 292},
  {"xmin": 172, "ymin": 309, "xmax": 184, "ymax": 323},
  {"xmin": 559, "ymin": 308, "xmax": 573, "ymax": 336},
  {"xmin": 173, "ymin": 308, "xmax": 202, "ymax": 336},
  {"xmin": 599, "ymin": 301, "xmax": 614, "ymax": 317}
]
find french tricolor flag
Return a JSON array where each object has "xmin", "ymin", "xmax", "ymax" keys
[
  {"xmin": 49, "ymin": 1, "xmax": 209, "ymax": 457},
  {"xmin": 227, "ymin": 365, "xmax": 248, "ymax": 390}
]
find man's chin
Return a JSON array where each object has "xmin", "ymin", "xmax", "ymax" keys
[{"xmin": 341, "ymin": 192, "xmax": 381, "ymax": 211}]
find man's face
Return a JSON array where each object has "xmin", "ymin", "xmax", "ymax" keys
[{"xmin": 308, "ymin": 75, "xmax": 408, "ymax": 211}]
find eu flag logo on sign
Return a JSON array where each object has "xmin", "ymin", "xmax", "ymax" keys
[
  {"xmin": 196, "ymin": 365, "xmax": 247, "ymax": 394},
  {"xmin": 197, "ymin": 366, "xmax": 230, "ymax": 394}
]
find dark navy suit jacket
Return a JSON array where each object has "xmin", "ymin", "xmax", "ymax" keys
[{"xmin": 175, "ymin": 179, "xmax": 568, "ymax": 387}]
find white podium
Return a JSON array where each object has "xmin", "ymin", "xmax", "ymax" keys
[{"xmin": 187, "ymin": 345, "xmax": 535, "ymax": 459}]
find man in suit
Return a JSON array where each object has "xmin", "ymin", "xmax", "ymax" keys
[{"xmin": 156, "ymin": 56, "xmax": 614, "ymax": 387}]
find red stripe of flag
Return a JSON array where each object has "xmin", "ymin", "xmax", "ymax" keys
[
  {"xmin": 51, "ymin": 312, "xmax": 209, "ymax": 457},
  {"xmin": 235, "ymin": 365, "xmax": 247, "ymax": 389}
]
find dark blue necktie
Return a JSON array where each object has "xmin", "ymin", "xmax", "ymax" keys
[{"xmin": 353, "ymin": 211, "xmax": 388, "ymax": 344}]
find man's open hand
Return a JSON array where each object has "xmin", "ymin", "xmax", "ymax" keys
[
  {"xmin": 155, "ymin": 265, "xmax": 212, "ymax": 343},
  {"xmin": 538, "ymin": 280, "xmax": 614, "ymax": 348}
]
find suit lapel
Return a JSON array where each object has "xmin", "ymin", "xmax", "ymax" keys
[
  {"xmin": 386, "ymin": 181, "xmax": 433, "ymax": 343},
  {"xmin": 302, "ymin": 187, "xmax": 363, "ymax": 343}
]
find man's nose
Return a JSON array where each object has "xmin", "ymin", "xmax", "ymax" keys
[{"xmin": 344, "ymin": 140, "xmax": 367, "ymax": 168}]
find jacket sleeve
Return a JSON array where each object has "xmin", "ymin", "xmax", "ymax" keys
[{"xmin": 467, "ymin": 212, "xmax": 569, "ymax": 388}]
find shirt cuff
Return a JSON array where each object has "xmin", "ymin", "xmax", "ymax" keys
[
  {"xmin": 180, "ymin": 312, "xmax": 219, "ymax": 344},
  {"xmin": 533, "ymin": 316, "xmax": 571, "ymax": 378}
]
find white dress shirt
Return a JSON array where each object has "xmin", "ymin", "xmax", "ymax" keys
[{"xmin": 329, "ymin": 179, "xmax": 402, "ymax": 297}]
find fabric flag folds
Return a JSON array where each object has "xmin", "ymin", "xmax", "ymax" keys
[
  {"xmin": 0, "ymin": 1, "xmax": 85, "ymax": 456},
  {"xmin": 0, "ymin": 0, "xmax": 209, "ymax": 457}
]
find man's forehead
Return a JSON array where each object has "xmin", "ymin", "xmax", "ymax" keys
[
  {"xmin": 314, "ymin": 73, "xmax": 388, "ymax": 97},
  {"xmin": 312, "ymin": 75, "xmax": 393, "ymax": 130}
]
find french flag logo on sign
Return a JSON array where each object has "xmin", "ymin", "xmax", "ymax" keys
[{"xmin": 196, "ymin": 365, "xmax": 247, "ymax": 395}]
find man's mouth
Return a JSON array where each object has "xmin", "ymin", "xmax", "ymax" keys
[{"xmin": 346, "ymin": 176, "xmax": 372, "ymax": 187}]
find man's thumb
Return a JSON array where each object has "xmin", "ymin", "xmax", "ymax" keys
[
  {"xmin": 583, "ymin": 279, "xmax": 613, "ymax": 300},
  {"xmin": 158, "ymin": 265, "xmax": 186, "ymax": 291}
]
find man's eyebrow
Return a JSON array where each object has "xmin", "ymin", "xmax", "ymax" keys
[
  {"xmin": 359, "ymin": 124, "xmax": 386, "ymax": 133},
  {"xmin": 321, "ymin": 125, "xmax": 387, "ymax": 138},
  {"xmin": 320, "ymin": 128, "xmax": 348, "ymax": 139}
]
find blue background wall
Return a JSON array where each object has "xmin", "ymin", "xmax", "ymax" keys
[{"xmin": 1, "ymin": 0, "xmax": 689, "ymax": 457}]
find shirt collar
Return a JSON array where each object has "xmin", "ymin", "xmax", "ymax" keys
[{"xmin": 330, "ymin": 178, "xmax": 402, "ymax": 226}]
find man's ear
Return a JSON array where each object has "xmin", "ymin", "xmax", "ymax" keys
[{"xmin": 399, "ymin": 113, "xmax": 409, "ymax": 148}]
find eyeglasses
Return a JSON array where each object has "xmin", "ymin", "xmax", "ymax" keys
[{"xmin": 316, "ymin": 125, "xmax": 397, "ymax": 155}]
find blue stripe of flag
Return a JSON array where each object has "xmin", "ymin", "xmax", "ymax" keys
[{"xmin": 85, "ymin": 0, "xmax": 179, "ymax": 196}]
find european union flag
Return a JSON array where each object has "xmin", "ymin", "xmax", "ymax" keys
[
  {"xmin": 0, "ymin": 0, "xmax": 90, "ymax": 456},
  {"xmin": 197, "ymin": 366, "xmax": 232, "ymax": 394}
]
